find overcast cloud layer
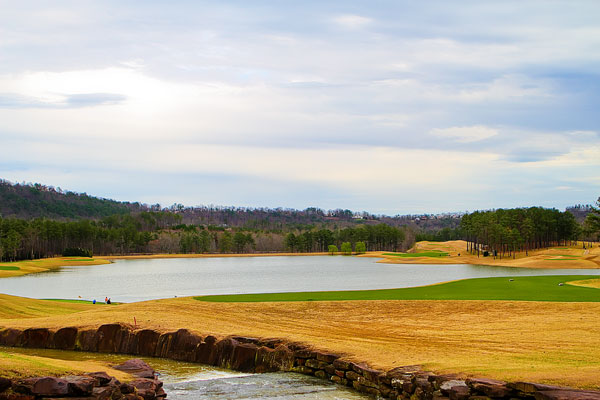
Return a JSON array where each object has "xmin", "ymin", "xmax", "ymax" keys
[{"xmin": 1, "ymin": 0, "xmax": 599, "ymax": 214}]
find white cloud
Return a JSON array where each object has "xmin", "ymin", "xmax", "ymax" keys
[
  {"xmin": 332, "ymin": 14, "xmax": 373, "ymax": 29},
  {"xmin": 430, "ymin": 126, "xmax": 498, "ymax": 143}
]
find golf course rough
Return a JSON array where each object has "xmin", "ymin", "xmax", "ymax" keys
[{"xmin": 2, "ymin": 324, "xmax": 600, "ymax": 400}]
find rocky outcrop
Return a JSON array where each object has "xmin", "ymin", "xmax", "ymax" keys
[
  {"xmin": 0, "ymin": 362, "xmax": 165, "ymax": 400},
  {"xmin": 1, "ymin": 324, "xmax": 599, "ymax": 400}
]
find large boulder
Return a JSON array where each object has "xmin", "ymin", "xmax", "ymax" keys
[
  {"xmin": 154, "ymin": 332, "xmax": 175, "ymax": 358},
  {"xmin": 76, "ymin": 329, "xmax": 99, "ymax": 352},
  {"xmin": 63, "ymin": 375, "xmax": 95, "ymax": 396},
  {"xmin": 169, "ymin": 329, "xmax": 202, "ymax": 362},
  {"xmin": 255, "ymin": 344, "xmax": 294, "ymax": 373},
  {"xmin": 97, "ymin": 324, "xmax": 130, "ymax": 353},
  {"xmin": 86, "ymin": 371, "xmax": 113, "ymax": 386},
  {"xmin": 209, "ymin": 338, "xmax": 239, "ymax": 368},
  {"xmin": 21, "ymin": 328, "xmax": 52, "ymax": 348},
  {"xmin": 467, "ymin": 378, "xmax": 513, "ymax": 398},
  {"xmin": 134, "ymin": 330, "xmax": 161, "ymax": 357},
  {"xmin": 92, "ymin": 385, "xmax": 118, "ymax": 400},
  {"xmin": 230, "ymin": 342, "xmax": 259, "ymax": 372},
  {"xmin": 0, "ymin": 329, "xmax": 23, "ymax": 347},
  {"xmin": 130, "ymin": 378, "xmax": 161, "ymax": 400},
  {"xmin": 14, "ymin": 377, "xmax": 69, "ymax": 397},
  {"xmin": 52, "ymin": 327, "xmax": 78, "ymax": 350},
  {"xmin": 194, "ymin": 337, "xmax": 216, "ymax": 364},
  {"xmin": 113, "ymin": 359, "xmax": 156, "ymax": 379}
]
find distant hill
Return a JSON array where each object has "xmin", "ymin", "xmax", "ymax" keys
[
  {"xmin": 0, "ymin": 179, "xmax": 464, "ymax": 236},
  {"xmin": 566, "ymin": 204, "xmax": 593, "ymax": 223},
  {"xmin": 0, "ymin": 179, "xmax": 463, "ymax": 232},
  {"xmin": 0, "ymin": 180, "xmax": 146, "ymax": 220}
]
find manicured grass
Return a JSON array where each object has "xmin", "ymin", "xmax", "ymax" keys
[
  {"xmin": 383, "ymin": 251, "xmax": 449, "ymax": 258},
  {"xmin": 0, "ymin": 266, "xmax": 20, "ymax": 271},
  {"xmin": 195, "ymin": 275, "xmax": 600, "ymax": 303},
  {"xmin": 44, "ymin": 299, "xmax": 111, "ymax": 304}
]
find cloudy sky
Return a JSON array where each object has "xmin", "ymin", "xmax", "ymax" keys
[{"xmin": 1, "ymin": 1, "xmax": 599, "ymax": 214}]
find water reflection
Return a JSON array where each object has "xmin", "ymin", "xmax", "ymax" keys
[{"xmin": 0, "ymin": 256, "xmax": 597, "ymax": 303}]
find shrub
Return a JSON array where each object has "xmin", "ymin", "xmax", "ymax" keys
[
  {"xmin": 62, "ymin": 247, "xmax": 93, "ymax": 257},
  {"xmin": 341, "ymin": 242, "xmax": 352, "ymax": 255},
  {"xmin": 355, "ymin": 241, "xmax": 366, "ymax": 254},
  {"xmin": 328, "ymin": 244, "xmax": 338, "ymax": 255}
]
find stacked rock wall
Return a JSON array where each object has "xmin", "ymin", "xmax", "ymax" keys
[
  {"xmin": 1, "ymin": 325, "xmax": 599, "ymax": 400},
  {"xmin": 0, "ymin": 369, "xmax": 165, "ymax": 400}
]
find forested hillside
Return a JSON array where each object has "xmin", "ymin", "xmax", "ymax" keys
[
  {"xmin": 1, "ymin": 179, "xmax": 596, "ymax": 262},
  {"xmin": 0, "ymin": 180, "xmax": 146, "ymax": 219},
  {"xmin": 0, "ymin": 179, "xmax": 460, "ymax": 231}
]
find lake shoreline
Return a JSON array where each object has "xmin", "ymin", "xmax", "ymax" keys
[{"xmin": 1, "ymin": 239, "xmax": 599, "ymax": 281}]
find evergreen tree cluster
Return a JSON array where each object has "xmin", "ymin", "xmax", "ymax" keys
[
  {"xmin": 283, "ymin": 224, "xmax": 406, "ymax": 253},
  {"xmin": 460, "ymin": 207, "xmax": 580, "ymax": 258}
]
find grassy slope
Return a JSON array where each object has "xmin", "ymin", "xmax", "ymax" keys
[
  {"xmin": 2, "ymin": 296, "xmax": 600, "ymax": 389},
  {"xmin": 0, "ymin": 350, "xmax": 132, "ymax": 380},
  {"xmin": 0, "ymin": 294, "xmax": 97, "ymax": 319},
  {"xmin": 195, "ymin": 275, "xmax": 600, "ymax": 303},
  {"xmin": 374, "ymin": 240, "xmax": 600, "ymax": 268},
  {"xmin": 382, "ymin": 251, "xmax": 449, "ymax": 258},
  {"xmin": 0, "ymin": 257, "xmax": 110, "ymax": 278}
]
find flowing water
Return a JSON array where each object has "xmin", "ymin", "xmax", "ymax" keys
[
  {"xmin": 0, "ymin": 347, "xmax": 369, "ymax": 399},
  {"xmin": 0, "ymin": 256, "xmax": 598, "ymax": 302}
]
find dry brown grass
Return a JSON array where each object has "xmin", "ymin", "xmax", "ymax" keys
[
  {"xmin": 0, "ymin": 258, "xmax": 111, "ymax": 278},
  {"xmin": 101, "ymin": 252, "xmax": 330, "ymax": 260},
  {"xmin": 372, "ymin": 240, "xmax": 600, "ymax": 269},
  {"xmin": 2, "ymin": 296, "xmax": 600, "ymax": 389},
  {"xmin": 0, "ymin": 294, "xmax": 96, "ymax": 319},
  {"xmin": 567, "ymin": 278, "xmax": 600, "ymax": 289},
  {"xmin": 0, "ymin": 350, "xmax": 133, "ymax": 380}
]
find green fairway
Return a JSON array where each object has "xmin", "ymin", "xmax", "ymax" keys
[
  {"xmin": 44, "ymin": 299, "xmax": 112, "ymax": 304},
  {"xmin": 382, "ymin": 251, "xmax": 449, "ymax": 258},
  {"xmin": 195, "ymin": 275, "xmax": 600, "ymax": 303},
  {"xmin": 0, "ymin": 266, "xmax": 20, "ymax": 271}
]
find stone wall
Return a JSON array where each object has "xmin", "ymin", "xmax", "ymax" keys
[
  {"xmin": 1, "ymin": 324, "xmax": 599, "ymax": 400},
  {"xmin": 0, "ymin": 359, "xmax": 166, "ymax": 400}
]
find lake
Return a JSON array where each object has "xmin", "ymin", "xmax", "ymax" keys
[{"xmin": 0, "ymin": 256, "xmax": 598, "ymax": 303}]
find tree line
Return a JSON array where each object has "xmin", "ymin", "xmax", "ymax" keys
[
  {"xmin": 460, "ymin": 207, "xmax": 580, "ymax": 259},
  {"xmin": 0, "ymin": 212, "xmax": 412, "ymax": 262},
  {"xmin": 283, "ymin": 224, "xmax": 406, "ymax": 253}
]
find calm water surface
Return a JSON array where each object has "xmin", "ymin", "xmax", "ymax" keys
[
  {"xmin": 0, "ymin": 256, "xmax": 598, "ymax": 303},
  {"xmin": 1, "ymin": 347, "xmax": 368, "ymax": 399}
]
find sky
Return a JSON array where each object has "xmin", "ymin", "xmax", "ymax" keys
[{"xmin": 0, "ymin": 0, "xmax": 599, "ymax": 215}]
